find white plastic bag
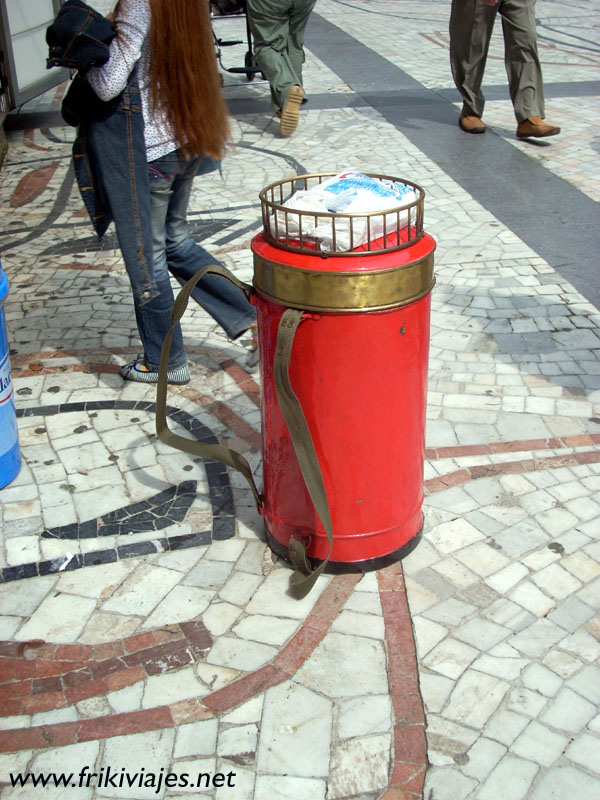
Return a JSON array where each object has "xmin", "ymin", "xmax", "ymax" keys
[{"xmin": 275, "ymin": 171, "xmax": 418, "ymax": 252}]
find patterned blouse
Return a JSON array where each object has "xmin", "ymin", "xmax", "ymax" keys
[{"xmin": 87, "ymin": 0, "xmax": 178, "ymax": 162}]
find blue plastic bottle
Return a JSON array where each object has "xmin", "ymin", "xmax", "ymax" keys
[{"xmin": 0, "ymin": 260, "xmax": 21, "ymax": 488}]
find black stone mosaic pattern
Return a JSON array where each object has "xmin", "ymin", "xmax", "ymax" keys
[
  {"xmin": 41, "ymin": 481, "xmax": 199, "ymax": 540},
  {"xmin": 1, "ymin": 401, "xmax": 239, "ymax": 583}
]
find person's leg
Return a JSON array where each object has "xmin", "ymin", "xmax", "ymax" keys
[
  {"xmin": 247, "ymin": 0, "xmax": 297, "ymax": 111},
  {"xmin": 449, "ymin": 0, "xmax": 497, "ymax": 121},
  {"xmin": 499, "ymin": 0, "xmax": 560, "ymax": 136},
  {"xmin": 499, "ymin": 0, "xmax": 543, "ymax": 121},
  {"xmin": 159, "ymin": 157, "xmax": 256, "ymax": 340},
  {"xmin": 121, "ymin": 151, "xmax": 187, "ymax": 381},
  {"xmin": 286, "ymin": 0, "xmax": 316, "ymax": 93},
  {"xmin": 128, "ymin": 151, "xmax": 188, "ymax": 374}
]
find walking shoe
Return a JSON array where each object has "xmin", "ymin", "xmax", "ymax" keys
[
  {"xmin": 120, "ymin": 359, "xmax": 190, "ymax": 385},
  {"xmin": 459, "ymin": 114, "xmax": 486, "ymax": 133},
  {"xmin": 244, "ymin": 323, "xmax": 259, "ymax": 372},
  {"xmin": 516, "ymin": 116, "xmax": 561, "ymax": 139},
  {"xmin": 244, "ymin": 347, "xmax": 260, "ymax": 372},
  {"xmin": 280, "ymin": 85, "xmax": 304, "ymax": 136}
]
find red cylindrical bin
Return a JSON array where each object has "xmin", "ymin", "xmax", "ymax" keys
[{"xmin": 251, "ymin": 173, "xmax": 435, "ymax": 575}]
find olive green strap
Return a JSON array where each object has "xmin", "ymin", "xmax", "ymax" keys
[
  {"xmin": 156, "ymin": 268, "xmax": 333, "ymax": 599},
  {"xmin": 155, "ymin": 265, "xmax": 263, "ymax": 511},
  {"xmin": 273, "ymin": 308, "xmax": 334, "ymax": 599}
]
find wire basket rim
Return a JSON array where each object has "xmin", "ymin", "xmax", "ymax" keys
[{"xmin": 259, "ymin": 172, "xmax": 426, "ymax": 217}]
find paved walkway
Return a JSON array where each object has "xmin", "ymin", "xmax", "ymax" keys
[{"xmin": 0, "ymin": 1, "xmax": 599, "ymax": 798}]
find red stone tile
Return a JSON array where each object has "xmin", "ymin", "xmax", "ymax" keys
[
  {"xmin": 442, "ymin": 468, "xmax": 475, "ymax": 487},
  {"xmin": 201, "ymin": 399, "xmax": 262, "ymax": 450},
  {"xmin": 424, "ymin": 478, "xmax": 449, "ymax": 494},
  {"xmin": 379, "ymin": 789, "xmax": 420, "ymax": 800},
  {"xmin": 10, "ymin": 162, "xmax": 60, "ymax": 208},
  {"xmin": 94, "ymin": 363, "xmax": 121, "ymax": 375},
  {"xmin": 0, "ymin": 722, "xmax": 79, "ymax": 753},
  {"xmin": 21, "ymin": 691, "xmax": 65, "ymax": 714},
  {"xmin": 391, "ymin": 692, "xmax": 425, "ymax": 725},
  {"xmin": 0, "ymin": 643, "xmax": 23, "ymax": 658},
  {"xmin": 487, "ymin": 439, "xmax": 525, "ymax": 453},
  {"xmin": 204, "ymin": 665, "xmax": 286, "ymax": 714},
  {"xmin": 379, "ymin": 589, "xmax": 410, "ymax": 616},
  {"xmin": 433, "ymin": 445, "xmax": 470, "ymax": 459},
  {"xmin": 24, "ymin": 129, "xmax": 53, "ymax": 153},
  {"xmin": 142, "ymin": 642, "xmax": 194, "ymax": 676},
  {"xmin": 472, "ymin": 460, "xmax": 527, "ymax": 480},
  {"xmin": 0, "ymin": 662, "xmax": 20, "ymax": 683},
  {"xmin": 1, "ymin": 699, "xmax": 23, "ymax": 717},
  {"xmin": 54, "ymin": 644, "xmax": 92, "ymax": 662},
  {"xmin": 77, "ymin": 706, "xmax": 173, "ymax": 742},
  {"xmin": 388, "ymin": 670, "xmax": 421, "ymax": 697},
  {"xmin": 91, "ymin": 658, "xmax": 127, "ymax": 680},
  {"xmin": 575, "ymin": 450, "xmax": 600, "ymax": 465},
  {"xmin": 386, "ymin": 651, "xmax": 418, "ymax": 676},
  {"xmin": 563, "ymin": 434, "xmax": 593, "ymax": 447},
  {"xmin": 105, "ymin": 666, "xmax": 145, "ymax": 692},
  {"xmin": 390, "ymin": 761, "xmax": 425, "ymax": 787},
  {"xmin": 36, "ymin": 660, "xmax": 64, "ymax": 678},
  {"xmin": 274, "ymin": 625, "xmax": 327, "ymax": 675},
  {"xmin": 170, "ymin": 698, "xmax": 214, "ymax": 725},
  {"xmin": 122, "ymin": 640, "xmax": 186, "ymax": 669},
  {"xmin": 63, "ymin": 668, "xmax": 94, "ymax": 689},
  {"xmin": 0, "ymin": 658, "xmax": 38, "ymax": 680},
  {"xmin": 65, "ymin": 677, "xmax": 108, "ymax": 705},
  {"xmin": 31, "ymin": 677, "xmax": 62, "ymax": 695},
  {"xmin": 536, "ymin": 454, "xmax": 578, "ymax": 470},
  {"xmin": 378, "ymin": 569, "xmax": 405, "ymax": 592},
  {"xmin": 179, "ymin": 620, "xmax": 213, "ymax": 654},
  {"xmin": 393, "ymin": 724, "xmax": 426, "ymax": 763},
  {"xmin": 402, "ymin": 767, "xmax": 426, "ymax": 795},
  {"xmin": 219, "ymin": 361, "xmax": 261, "ymax": 407},
  {"xmin": 93, "ymin": 642, "xmax": 125, "ymax": 660},
  {"xmin": 380, "ymin": 602, "xmax": 412, "ymax": 629},
  {"xmin": 310, "ymin": 573, "xmax": 361, "ymax": 621},
  {"xmin": 385, "ymin": 626, "xmax": 417, "ymax": 656},
  {"xmin": 303, "ymin": 615, "xmax": 330, "ymax": 636},
  {"xmin": 0, "ymin": 680, "xmax": 33, "ymax": 700},
  {"xmin": 124, "ymin": 632, "xmax": 156, "ymax": 653}
]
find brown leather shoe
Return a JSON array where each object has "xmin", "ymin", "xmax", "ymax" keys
[
  {"xmin": 516, "ymin": 116, "xmax": 561, "ymax": 139},
  {"xmin": 459, "ymin": 114, "xmax": 486, "ymax": 134}
]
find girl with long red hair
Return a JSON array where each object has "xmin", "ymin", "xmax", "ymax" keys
[{"xmin": 88, "ymin": 0, "xmax": 256, "ymax": 384}]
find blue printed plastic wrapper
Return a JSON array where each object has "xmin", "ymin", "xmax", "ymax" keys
[{"xmin": 276, "ymin": 170, "xmax": 418, "ymax": 251}]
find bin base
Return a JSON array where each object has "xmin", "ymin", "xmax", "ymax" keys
[{"xmin": 265, "ymin": 524, "xmax": 423, "ymax": 575}]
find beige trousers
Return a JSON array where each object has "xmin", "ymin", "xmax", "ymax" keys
[{"xmin": 449, "ymin": 0, "xmax": 545, "ymax": 122}]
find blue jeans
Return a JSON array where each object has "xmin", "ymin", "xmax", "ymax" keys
[{"xmin": 137, "ymin": 149, "xmax": 255, "ymax": 369}]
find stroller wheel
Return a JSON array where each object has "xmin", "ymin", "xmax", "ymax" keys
[{"xmin": 245, "ymin": 50, "xmax": 256, "ymax": 81}]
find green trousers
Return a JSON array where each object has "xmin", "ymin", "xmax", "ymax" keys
[
  {"xmin": 449, "ymin": 0, "xmax": 545, "ymax": 122},
  {"xmin": 247, "ymin": 0, "xmax": 316, "ymax": 111}
]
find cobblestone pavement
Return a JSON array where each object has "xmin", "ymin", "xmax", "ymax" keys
[{"xmin": 0, "ymin": 1, "xmax": 599, "ymax": 798}]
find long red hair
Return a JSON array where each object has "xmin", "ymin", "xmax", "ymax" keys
[{"xmin": 147, "ymin": 0, "xmax": 230, "ymax": 159}]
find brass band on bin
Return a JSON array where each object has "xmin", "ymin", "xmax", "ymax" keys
[{"xmin": 253, "ymin": 253, "xmax": 435, "ymax": 313}]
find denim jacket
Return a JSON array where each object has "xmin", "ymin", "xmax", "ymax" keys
[
  {"xmin": 46, "ymin": 0, "xmax": 114, "ymax": 71},
  {"xmin": 48, "ymin": 2, "xmax": 157, "ymax": 304}
]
